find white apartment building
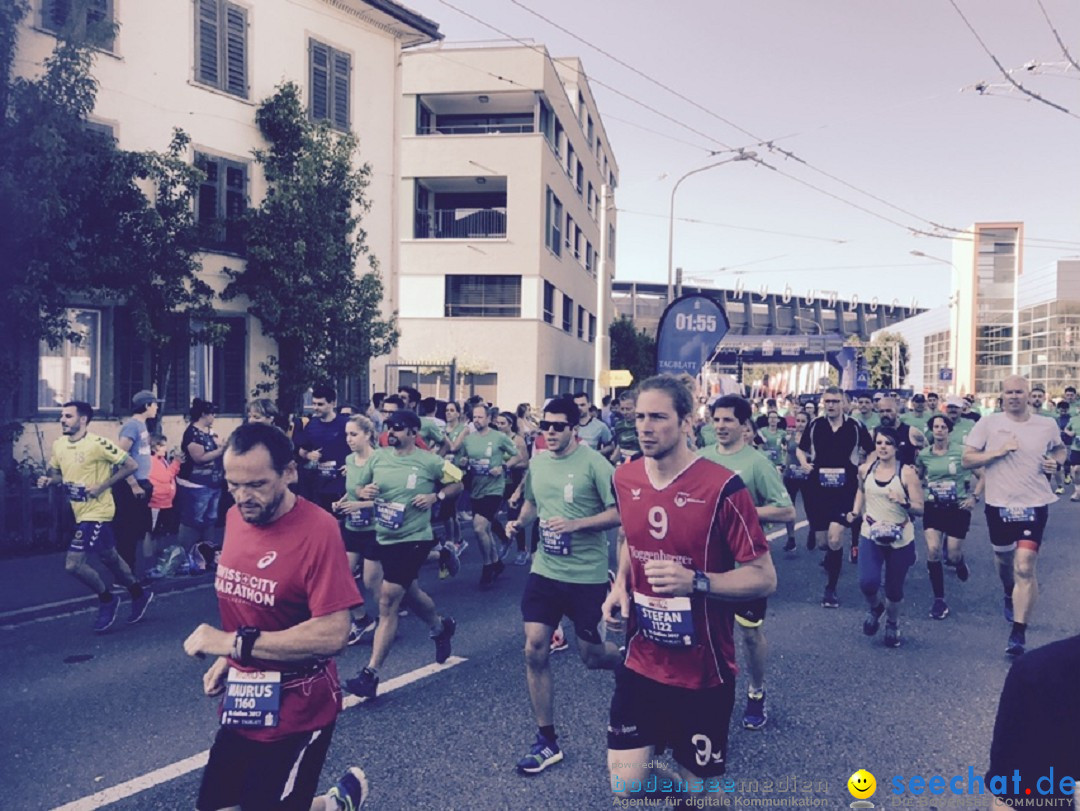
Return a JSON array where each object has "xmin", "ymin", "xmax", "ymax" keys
[
  {"xmin": 12, "ymin": 0, "xmax": 440, "ymax": 455},
  {"xmin": 389, "ymin": 46, "xmax": 618, "ymax": 408}
]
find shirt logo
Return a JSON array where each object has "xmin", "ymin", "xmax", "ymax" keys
[
  {"xmin": 257, "ymin": 551, "xmax": 278, "ymax": 569},
  {"xmin": 673, "ymin": 492, "xmax": 707, "ymax": 508},
  {"xmin": 630, "ymin": 488, "xmax": 642, "ymax": 501}
]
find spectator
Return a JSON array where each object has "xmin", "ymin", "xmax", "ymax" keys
[
  {"xmin": 177, "ymin": 398, "xmax": 226, "ymax": 569},
  {"xmin": 147, "ymin": 434, "xmax": 180, "ymax": 552}
]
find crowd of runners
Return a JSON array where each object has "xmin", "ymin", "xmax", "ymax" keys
[{"xmin": 35, "ymin": 372, "xmax": 1075, "ymax": 808}]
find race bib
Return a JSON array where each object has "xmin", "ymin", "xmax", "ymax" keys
[
  {"xmin": 765, "ymin": 447, "xmax": 780, "ymax": 463},
  {"xmin": 928, "ymin": 480, "xmax": 958, "ymax": 504},
  {"xmin": 633, "ymin": 592, "xmax": 695, "ymax": 647},
  {"xmin": 345, "ymin": 506, "xmax": 374, "ymax": 531},
  {"xmin": 786, "ymin": 465, "xmax": 808, "ymax": 480},
  {"xmin": 469, "ymin": 458, "xmax": 492, "ymax": 477},
  {"xmin": 375, "ymin": 499, "xmax": 406, "ymax": 530},
  {"xmin": 819, "ymin": 468, "xmax": 846, "ymax": 488},
  {"xmin": 869, "ymin": 521, "xmax": 903, "ymax": 544},
  {"xmin": 1000, "ymin": 507, "xmax": 1035, "ymax": 523},
  {"xmin": 539, "ymin": 519, "xmax": 571, "ymax": 557},
  {"xmin": 221, "ymin": 668, "xmax": 281, "ymax": 728},
  {"xmin": 317, "ymin": 461, "xmax": 339, "ymax": 479},
  {"xmin": 65, "ymin": 482, "xmax": 89, "ymax": 502}
]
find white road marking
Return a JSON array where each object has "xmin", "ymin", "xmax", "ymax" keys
[
  {"xmin": 50, "ymin": 656, "xmax": 468, "ymax": 811},
  {"xmin": 0, "ymin": 583, "xmax": 213, "ymax": 630},
  {"xmin": 765, "ymin": 520, "xmax": 808, "ymax": 540}
]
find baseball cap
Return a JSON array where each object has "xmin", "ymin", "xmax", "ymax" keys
[
  {"xmin": 911, "ymin": 393, "xmax": 926, "ymax": 402},
  {"xmin": 132, "ymin": 390, "xmax": 164, "ymax": 409},
  {"xmin": 385, "ymin": 410, "xmax": 421, "ymax": 431},
  {"xmin": 945, "ymin": 395, "xmax": 964, "ymax": 408}
]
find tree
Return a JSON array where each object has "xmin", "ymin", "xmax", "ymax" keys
[
  {"xmin": 862, "ymin": 332, "xmax": 910, "ymax": 389},
  {"xmin": 609, "ymin": 316, "xmax": 656, "ymax": 389},
  {"xmin": 224, "ymin": 82, "xmax": 397, "ymax": 414}
]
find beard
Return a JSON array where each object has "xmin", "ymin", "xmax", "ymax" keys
[{"xmin": 238, "ymin": 490, "xmax": 285, "ymax": 525}]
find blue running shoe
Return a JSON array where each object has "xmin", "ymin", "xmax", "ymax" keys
[
  {"xmin": 516, "ymin": 734, "xmax": 563, "ymax": 774},
  {"xmin": 127, "ymin": 590, "xmax": 154, "ymax": 624},
  {"xmin": 742, "ymin": 690, "xmax": 767, "ymax": 730},
  {"xmin": 431, "ymin": 616, "xmax": 456, "ymax": 664},
  {"xmin": 327, "ymin": 766, "xmax": 368, "ymax": 810},
  {"xmin": 1006, "ymin": 632, "xmax": 1025, "ymax": 658},
  {"xmin": 94, "ymin": 598, "xmax": 120, "ymax": 633}
]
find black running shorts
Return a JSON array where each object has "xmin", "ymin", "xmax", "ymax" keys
[
  {"xmin": 923, "ymin": 503, "xmax": 972, "ymax": 539},
  {"xmin": 520, "ymin": 573, "xmax": 607, "ymax": 645},
  {"xmin": 378, "ymin": 539, "xmax": 436, "ymax": 587}
]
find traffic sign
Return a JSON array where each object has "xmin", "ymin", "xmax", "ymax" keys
[
  {"xmin": 602, "ymin": 369, "xmax": 634, "ymax": 388},
  {"xmin": 855, "ymin": 369, "xmax": 870, "ymax": 388},
  {"xmin": 939, "ymin": 367, "xmax": 953, "ymax": 382}
]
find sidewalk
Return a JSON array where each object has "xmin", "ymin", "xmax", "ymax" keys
[{"xmin": 0, "ymin": 550, "xmax": 213, "ymax": 626}]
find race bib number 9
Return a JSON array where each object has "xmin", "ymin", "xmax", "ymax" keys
[
  {"xmin": 633, "ymin": 591, "xmax": 695, "ymax": 647},
  {"xmin": 65, "ymin": 483, "xmax": 89, "ymax": 502},
  {"xmin": 1000, "ymin": 507, "xmax": 1035, "ymax": 523},
  {"xmin": 928, "ymin": 480, "xmax": 958, "ymax": 504},
  {"xmin": 819, "ymin": 468, "xmax": 846, "ymax": 488},
  {"xmin": 539, "ymin": 519, "xmax": 571, "ymax": 557},
  {"xmin": 221, "ymin": 668, "xmax": 281, "ymax": 728},
  {"xmin": 375, "ymin": 499, "xmax": 406, "ymax": 530}
]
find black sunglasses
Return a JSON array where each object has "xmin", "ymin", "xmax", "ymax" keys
[
  {"xmin": 385, "ymin": 421, "xmax": 409, "ymax": 432},
  {"xmin": 539, "ymin": 420, "xmax": 571, "ymax": 432}
]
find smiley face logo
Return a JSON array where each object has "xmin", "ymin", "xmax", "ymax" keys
[{"xmin": 848, "ymin": 769, "xmax": 876, "ymax": 799}]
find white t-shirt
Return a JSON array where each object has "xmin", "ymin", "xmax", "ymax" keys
[{"xmin": 965, "ymin": 412, "xmax": 1063, "ymax": 508}]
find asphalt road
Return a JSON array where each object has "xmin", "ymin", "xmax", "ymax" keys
[{"xmin": 2, "ymin": 499, "xmax": 1078, "ymax": 811}]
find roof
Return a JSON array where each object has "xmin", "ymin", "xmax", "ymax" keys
[{"xmin": 356, "ymin": 0, "xmax": 442, "ymax": 47}]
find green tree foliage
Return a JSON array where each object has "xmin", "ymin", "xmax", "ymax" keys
[
  {"xmin": 609, "ymin": 316, "xmax": 657, "ymax": 389},
  {"xmin": 224, "ymin": 82, "xmax": 397, "ymax": 414},
  {"xmin": 862, "ymin": 332, "xmax": 910, "ymax": 389}
]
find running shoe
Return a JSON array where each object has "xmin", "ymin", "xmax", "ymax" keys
[
  {"xmin": 1066, "ymin": 474, "xmax": 1073, "ymax": 484},
  {"xmin": 1005, "ymin": 632, "xmax": 1025, "ymax": 657},
  {"xmin": 93, "ymin": 598, "xmax": 120, "ymax": 633},
  {"xmin": 492, "ymin": 559, "xmax": 505, "ymax": 580},
  {"xmin": 550, "ymin": 627, "xmax": 569, "ymax": 653},
  {"xmin": 863, "ymin": 603, "xmax": 884, "ymax": 636},
  {"xmin": 742, "ymin": 690, "xmax": 767, "ymax": 730},
  {"xmin": 1054, "ymin": 486, "xmax": 1065, "ymax": 495},
  {"xmin": 327, "ymin": 766, "xmax": 369, "ymax": 810},
  {"xmin": 783, "ymin": 536, "xmax": 796, "ymax": 553},
  {"xmin": 821, "ymin": 588, "xmax": 839, "ymax": 609},
  {"xmin": 1004, "ymin": 595, "xmax": 1014, "ymax": 624},
  {"xmin": 344, "ymin": 667, "xmax": 379, "ymax": 700},
  {"xmin": 930, "ymin": 598, "xmax": 950, "ymax": 620},
  {"xmin": 498, "ymin": 537, "xmax": 513, "ymax": 562},
  {"xmin": 512, "ymin": 551, "xmax": 530, "ymax": 566},
  {"xmin": 439, "ymin": 544, "xmax": 460, "ymax": 578},
  {"xmin": 347, "ymin": 616, "xmax": 377, "ymax": 646},
  {"xmin": 127, "ymin": 590, "xmax": 154, "ymax": 625},
  {"xmin": 516, "ymin": 733, "xmax": 564, "ymax": 774},
  {"xmin": 955, "ymin": 558, "xmax": 970, "ymax": 582},
  {"xmin": 479, "ymin": 564, "xmax": 495, "ymax": 589},
  {"xmin": 455, "ymin": 539, "xmax": 469, "ymax": 556},
  {"xmin": 884, "ymin": 622, "xmax": 901, "ymax": 648},
  {"xmin": 431, "ymin": 616, "xmax": 456, "ymax": 664}
]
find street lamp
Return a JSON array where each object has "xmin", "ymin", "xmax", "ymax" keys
[{"xmin": 667, "ymin": 150, "xmax": 757, "ymax": 302}]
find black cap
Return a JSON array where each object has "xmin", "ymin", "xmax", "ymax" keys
[
  {"xmin": 385, "ymin": 410, "xmax": 421, "ymax": 431},
  {"xmin": 912, "ymin": 393, "xmax": 926, "ymax": 402}
]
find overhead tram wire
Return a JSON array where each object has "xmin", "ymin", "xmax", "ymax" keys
[
  {"xmin": 618, "ymin": 209, "xmax": 848, "ymax": 244},
  {"xmin": 505, "ymin": 0, "xmax": 970, "ymax": 237},
  {"xmin": 1034, "ymin": 0, "xmax": 1080, "ymax": 74}
]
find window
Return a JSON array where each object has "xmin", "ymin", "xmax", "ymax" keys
[
  {"xmin": 565, "ymin": 214, "xmax": 575, "ymax": 256},
  {"xmin": 190, "ymin": 317, "xmax": 247, "ymax": 414},
  {"xmin": 575, "ymin": 161, "xmax": 584, "ymax": 195},
  {"xmin": 585, "ymin": 241, "xmax": 594, "ymax": 274},
  {"xmin": 587, "ymin": 114, "xmax": 594, "ymax": 147},
  {"xmin": 574, "ymin": 226, "xmax": 584, "ymax": 266},
  {"xmin": 566, "ymin": 145, "xmax": 576, "ymax": 180},
  {"xmin": 445, "ymin": 275, "xmax": 521, "ymax": 318},
  {"xmin": 554, "ymin": 119, "xmax": 564, "ymax": 159},
  {"xmin": 578, "ymin": 91, "xmax": 586, "ymax": 123},
  {"xmin": 588, "ymin": 313, "xmax": 596, "ymax": 343},
  {"xmin": 544, "ymin": 375, "xmax": 556, "ymax": 399},
  {"xmin": 577, "ymin": 305, "xmax": 585, "ymax": 339},
  {"xmin": 543, "ymin": 281, "xmax": 555, "ymax": 324},
  {"xmin": 195, "ymin": 0, "xmax": 247, "ymax": 98},
  {"xmin": 608, "ymin": 224, "xmax": 616, "ymax": 260},
  {"xmin": 309, "ymin": 39, "xmax": 350, "ymax": 130},
  {"xmin": 545, "ymin": 188, "xmax": 562, "ymax": 256},
  {"xmin": 416, "ymin": 100, "xmax": 433, "ymax": 134},
  {"xmin": 42, "ymin": 0, "xmax": 114, "ymax": 49},
  {"xmin": 587, "ymin": 182, "xmax": 595, "ymax": 216},
  {"xmin": 562, "ymin": 296, "xmax": 573, "ymax": 333},
  {"xmin": 38, "ymin": 309, "xmax": 100, "ymax": 409},
  {"xmin": 539, "ymin": 97, "xmax": 555, "ymax": 150},
  {"xmin": 196, "ymin": 152, "xmax": 247, "ymax": 253}
]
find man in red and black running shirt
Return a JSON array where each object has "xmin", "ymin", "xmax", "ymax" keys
[
  {"xmin": 183, "ymin": 423, "xmax": 368, "ymax": 811},
  {"xmin": 603, "ymin": 375, "xmax": 776, "ymax": 803}
]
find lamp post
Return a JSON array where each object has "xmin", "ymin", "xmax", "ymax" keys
[
  {"xmin": 910, "ymin": 250, "xmax": 960, "ymax": 392},
  {"xmin": 667, "ymin": 150, "xmax": 757, "ymax": 303}
]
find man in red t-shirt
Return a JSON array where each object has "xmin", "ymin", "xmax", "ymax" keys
[
  {"xmin": 183, "ymin": 423, "xmax": 368, "ymax": 811},
  {"xmin": 602, "ymin": 375, "xmax": 776, "ymax": 801}
]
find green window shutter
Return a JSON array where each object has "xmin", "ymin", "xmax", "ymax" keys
[
  {"xmin": 224, "ymin": 2, "xmax": 247, "ymax": 97},
  {"xmin": 196, "ymin": 0, "xmax": 219, "ymax": 87},
  {"xmin": 331, "ymin": 49, "xmax": 350, "ymax": 130},
  {"xmin": 310, "ymin": 40, "xmax": 329, "ymax": 121}
]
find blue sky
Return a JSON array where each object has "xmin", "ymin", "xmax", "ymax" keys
[{"xmin": 402, "ymin": 0, "xmax": 1080, "ymax": 309}]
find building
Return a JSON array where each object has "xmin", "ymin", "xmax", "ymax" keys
[
  {"xmin": 13, "ymin": 0, "xmax": 440, "ymax": 454},
  {"xmin": 879, "ymin": 221, "xmax": 1080, "ymax": 398},
  {"xmin": 388, "ymin": 46, "xmax": 617, "ymax": 406}
]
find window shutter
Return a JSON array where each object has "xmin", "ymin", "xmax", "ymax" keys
[
  {"xmin": 220, "ymin": 319, "xmax": 246, "ymax": 413},
  {"xmin": 224, "ymin": 3, "xmax": 247, "ymax": 97},
  {"xmin": 43, "ymin": 0, "xmax": 70, "ymax": 32},
  {"xmin": 310, "ymin": 40, "xmax": 329, "ymax": 121},
  {"xmin": 331, "ymin": 49, "xmax": 350, "ymax": 130},
  {"xmin": 196, "ymin": 0, "xmax": 219, "ymax": 87}
]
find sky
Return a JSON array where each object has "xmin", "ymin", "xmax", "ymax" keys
[{"xmin": 400, "ymin": 0, "xmax": 1080, "ymax": 310}]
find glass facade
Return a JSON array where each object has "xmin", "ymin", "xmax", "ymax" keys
[
  {"xmin": 923, "ymin": 329, "xmax": 951, "ymax": 392},
  {"xmin": 1018, "ymin": 300, "xmax": 1080, "ymax": 394},
  {"xmin": 973, "ymin": 226, "xmax": 1020, "ymax": 396}
]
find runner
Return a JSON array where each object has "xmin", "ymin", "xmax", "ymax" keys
[
  {"xmin": 851, "ymin": 393, "xmax": 881, "ymax": 433},
  {"xmin": 437, "ymin": 401, "xmax": 468, "ymax": 563},
  {"xmin": 343, "ymin": 409, "xmax": 463, "ymax": 699},
  {"xmin": 1064, "ymin": 402, "xmax": 1080, "ymax": 502},
  {"xmin": 699, "ymin": 396, "xmax": 795, "ymax": 731},
  {"xmin": 182, "ymin": 423, "xmax": 367, "ymax": 811},
  {"xmin": 943, "ymin": 395, "xmax": 975, "ymax": 448},
  {"xmin": 503, "ymin": 396, "xmax": 623, "ymax": 774},
  {"xmin": 603, "ymin": 375, "xmax": 776, "ymax": 801},
  {"xmin": 1052, "ymin": 399, "xmax": 1071, "ymax": 494},
  {"xmin": 610, "ymin": 390, "xmax": 641, "ymax": 464},
  {"xmin": 573, "ymin": 392, "xmax": 614, "ymax": 455},
  {"xmin": 796, "ymin": 386, "xmax": 874, "ymax": 607},
  {"xmin": 847, "ymin": 425, "xmax": 924, "ymax": 647},
  {"xmin": 333, "ymin": 415, "xmax": 381, "ymax": 646},
  {"xmin": 36, "ymin": 401, "xmax": 153, "ymax": 632},
  {"xmin": 917, "ymin": 414, "xmax": 980, "ymax": 620},
  {"xmin": 781, "ymin": 410, "xmax": 810, "ymax": 553},
  {"xmin": 458, "ymin": 403, "xmax": 521, "ymax": 586},
  {"xmin": 295, "ymin": 385, "xmax": 350, "ymax": 514},
  {"xmin": 962, "ymin": 375, "xmax": 1065, "ymax": 657},
  {"xmin": 901, "ymin": 393, "xmax": 932, "ymax": 434},
  {"xmin": 496, "ymin": 411, "xmax": 532, "ymax": 566}
]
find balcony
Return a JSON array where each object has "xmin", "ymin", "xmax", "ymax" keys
[
  {"xmin": 415, "ymin": 207, "xmax": 507, "ymax": 239},
  {"xmin": 416, "ymin": 90, "xmax": 538, "ymax": 137}
]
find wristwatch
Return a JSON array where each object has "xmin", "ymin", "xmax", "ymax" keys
[
  {"xmin": 235, "ymin": 626, "xmax": 261, "ymax": 665},
  {"xmin": 437, "ymin": 490, "xmax": 446, "ymax": 501},
  {"xmin": 692, "ymin": 570, "xmax": 710, "ymax": 595}
]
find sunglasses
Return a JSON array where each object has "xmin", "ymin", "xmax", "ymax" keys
[
  {"xmin": 385, "ymin": 421, "xmax": 409, "ymax": 432},
  {"xmin": 539, "ymin": 420, "xmax": 571, "ymax": 432}
]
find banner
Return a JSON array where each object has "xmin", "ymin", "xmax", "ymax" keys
[{"xmin": 655, "ymin": 294, "xmax": 730, "ymax": 376}]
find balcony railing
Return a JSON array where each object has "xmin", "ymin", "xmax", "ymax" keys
[
  {"xmin": 415, "ymin": 208, "xmax": 507, "ymax": 239},
  {"xmin": 418, "ymin": 123, "xmax": 533, "ymax": 135}
]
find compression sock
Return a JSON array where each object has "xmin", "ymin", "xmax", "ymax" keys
[
  {"xmin": 1011, "ymin": 622, "xmax": 1026, "ymax": 641},
  {"xmin": 539, "ymin": 725, "xmax": 556, "ymax": 742},
  {"xmin": 824, "ymin": 549, "xmax": 843, "ymax": 589},
  {"xmin": 927, "ymin": 561, "xmax": 945, "ymax": 599}
]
